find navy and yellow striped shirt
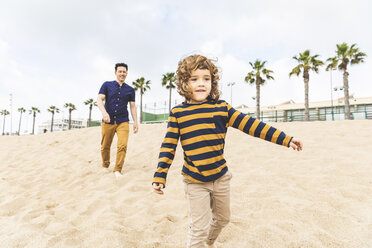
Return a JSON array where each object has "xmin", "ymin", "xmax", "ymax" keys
[{"xmin": 153, "ymin": 100, "xmax": 293, "ymax": 185}]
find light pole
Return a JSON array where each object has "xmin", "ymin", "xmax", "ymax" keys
[
  {"xmin": 334, "ymin": 86, "xmax": 344, "ymax": 117},
  {"xmin": 10, "ymin": 93, "xmax": 13, "ymax": 135},
  {"xmin": 227, "ymin": 82, "xmax": 235, "ymax": 106},
  {"xmin": 330, "ymin": 69, "xmax": 334, "ymax": 121},
  {"xmin": 252, "ymin": 96, "xmax": 257, "ymax": 118},
  {"xmin": 268, "ymin": 106, "xmax": 277, "ymax": 122}
]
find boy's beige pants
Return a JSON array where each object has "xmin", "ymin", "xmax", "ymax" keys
[
  {"xmin": 183, "ymin": 170, "xmax": 232, "ymax": 248},
  {"xmin": 101, "ymin": 121, "xmax": 129, "ymax": 172}
]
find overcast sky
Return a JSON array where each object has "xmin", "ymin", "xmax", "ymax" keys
[{"xmin": 0, "ymin": 0, "xmax": 371, "ymax": 134}]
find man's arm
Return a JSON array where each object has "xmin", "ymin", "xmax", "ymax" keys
[
  {"xmin": 97, "ymin": 94, "xmax": 110, "ymax": 123},
  {"xmin": 129, "ymin": 101, "xmax": 138, "ymax": 133}
]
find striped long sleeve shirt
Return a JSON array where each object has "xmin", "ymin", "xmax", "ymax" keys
[{"xmin": 153, "ymin": 100, "xmax": 293, "ymax": 185}]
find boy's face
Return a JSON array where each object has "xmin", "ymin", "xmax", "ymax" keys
[
  {"xmin": 115, "ymin": 66, "xmax": 128, "ymax": 83},
  {"xmin": 188, "ymin": 69, "xmax": 212, "ymax": 104}
]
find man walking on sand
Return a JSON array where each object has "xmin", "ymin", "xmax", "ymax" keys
[{"xmin": 97, "ymin": 63, "xmax": 138, "ymax": 178}]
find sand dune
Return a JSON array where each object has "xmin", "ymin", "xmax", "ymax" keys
[{"xmin": 0, "ymin": 120, "xmax": 371, "ymax": 248}]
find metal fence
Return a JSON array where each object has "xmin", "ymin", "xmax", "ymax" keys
[
  {"xmin": 140, "ymin": 103, "xmax": 372, "ymax": 123},
  {"xmin": 247, "ymin": 104, "xmax": 372, "ymax": 122},
  {"xmin": 141, "ymin": 100, "xmax": 180, "ymax": 123}
]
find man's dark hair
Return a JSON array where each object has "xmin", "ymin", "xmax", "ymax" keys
[{"xmin": 115, "ymin": 63, "xmax": 128, "ymax": 72}]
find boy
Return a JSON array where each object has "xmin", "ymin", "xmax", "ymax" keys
[{"xmin": 152, "ymin": 55, "xmax": 302, "ymax": 248}]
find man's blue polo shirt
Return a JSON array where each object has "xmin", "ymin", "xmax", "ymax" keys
[{"xmin": 99, "ymin": 81, "xmax": 135, "ymax": 124}]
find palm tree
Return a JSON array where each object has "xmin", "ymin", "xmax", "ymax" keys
[
  {"xmin": 29, "ymin": 107, "xmax": 40, "ymax": 135},
  {"xmin": 84, "ymin": 99, "xmax": 97, "ymax": 127},
  {"xmin": 17, "ymin": 107, "xmax": 26, "ymax": 135},
  {"xmin": 64, "ymin": 103, "xmax": 76, "ymax": 130},
  {"xmin": 326, "ymin": 43, "xmax": 366, "ymax": 119},
  {"xmin": 133, "ymin": 77, "xmax": 151, "ymax": 123},
  {"xmin": 289, "ymin": 50, "xmax": 324, "ymax": 121},
  {"xmin": 244, "ymin": 60, "xmax": 274, "ymax": 120},
  {"xmin": 47, "ymin": 106, "xmax": 60, "ymax": 132},
  {"xmin": 162, "ymin": 72, "xmax": 176, "ymax": 112},
  {"xmin": 1, "ymin": 109, "xmax": 10, "ymax": 135}
]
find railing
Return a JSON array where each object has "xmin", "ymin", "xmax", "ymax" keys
[
  {"xmin": 140, "ymin": 104, "xmax": 372, "ymax": 123},
  {"xmin": 246, "ymin": 105, "xmax": 372, "ymax": 122}
]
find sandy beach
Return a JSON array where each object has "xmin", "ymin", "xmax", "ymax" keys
[{"xmin": 0, "ymin": 120, "xmax": 371, "ymax": 248}]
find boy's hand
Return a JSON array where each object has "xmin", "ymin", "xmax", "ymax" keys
[
  {"xmin": 152, "ymin": 182, "xmax": 164, "ymax": 195},
  {"xmin": 289, "ymin": 138, "xmax": 303, "ymax": 151}
]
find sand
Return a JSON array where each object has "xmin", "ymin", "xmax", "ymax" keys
[{"xmin": 0, "ymin": 120, "xmax": 371, "ymax": 248}]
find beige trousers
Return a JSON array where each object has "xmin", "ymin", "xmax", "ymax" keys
[
  {"xmin": 101, "ymin": 121, "xmax": 129, "ymax": 172},
  {"xmin": 183, "ymin": 170, "xmax": 232, "ymax": 248}
]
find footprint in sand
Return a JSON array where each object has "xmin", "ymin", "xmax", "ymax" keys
[{"xmin": 0, "ymin": 197, "xmax": 28, "ymax": 216}]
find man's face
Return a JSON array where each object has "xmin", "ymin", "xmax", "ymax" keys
[{"xmin": 115, "ymin": 66, "xmax": 128, "ymax": 83}]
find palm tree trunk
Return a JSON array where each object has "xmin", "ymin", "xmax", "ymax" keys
[
  {"xmin": 2, "ymin": 115, "xmax": 5, "ymax": 135},
  {"xmin": 69, "ymin": 110, "xmax": 72, "ymax": 130},
  {"xmin": 32, "ymin": 112, "xmax": 36, "ymax": 135},
  {"xmin": 256, "ymin": 78, "xmax": 261, "ymax": 120},
  {"xmin": 169, "ymin": 86, "xmax": 172, "ymax": 112},
  {"xmin": 343, "ymin": 70, "xmax": 351, "ymax": 119},
  {"xmin": 304, "ymin": 70, "xmax": 310, "ymax": 121},
  {"xmin": 18, "ymin": 113, "xmax": 22, "ymax": 135},
  {"xmin": 88, "ymin": 105, "xmax": 92, "ymax": 127},
  {"xmin": 140, "ymin": 91, "xmax": 143, "ymax": 123},
  {"xmin": 51, "ymin": 112, "xmax": 54, "ymax": 132}
]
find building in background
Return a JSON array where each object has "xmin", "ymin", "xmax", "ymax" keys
[
  {"xmin": 137, "ymin": 96, "xmax": 372, "ymax": 123},
  {"xmin": 236, "ymin": 96, "xmax": 372, "ymax": 122},
  {"xmin": 38, "ymin": 118, "xmax": 89, "ymax": 134},
  {"xmin": 34, "ymin": 96, "xmax": 372, "ymax": 133}
]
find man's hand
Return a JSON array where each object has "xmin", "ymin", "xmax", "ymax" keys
[
  {"xmin": 289, "ymin": 138, "xmax": 303, "ymax": 151},
  {"xmin": 102, "ymin": 112, "xmax": 110, "ymax": 123},
  {"xmin": 133, "ymin": 122, "xmax": 138, "ymax": 134},
  {"xmin": 152, "ymin": 182, "xmax": 164, "ymax": 195}
]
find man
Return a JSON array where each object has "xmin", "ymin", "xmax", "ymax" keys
[{"xmin": 97, "ymin": 63, "xmax": 138, "ymax": 178}]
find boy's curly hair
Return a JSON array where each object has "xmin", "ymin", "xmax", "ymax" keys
[{"xmin": 176, "ymin": 54, "xmax": 220, "ymax": 102}]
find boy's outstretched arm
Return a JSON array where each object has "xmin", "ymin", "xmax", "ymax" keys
[
  {"xmin": 226, "ymin": 102, "xmax": 298, "ymax": 148},
  {"xmin": 289, "ymin": 138, "xmax": 303, "ymax": 151}
]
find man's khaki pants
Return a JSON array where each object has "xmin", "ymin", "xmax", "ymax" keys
[
  {"xmin": 101, "ymin": 121, "xmax": 129, "ymax": 173},
  {"xmin": 183, "ymin": 170, "xmax": 232, "ymax": 248}
]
